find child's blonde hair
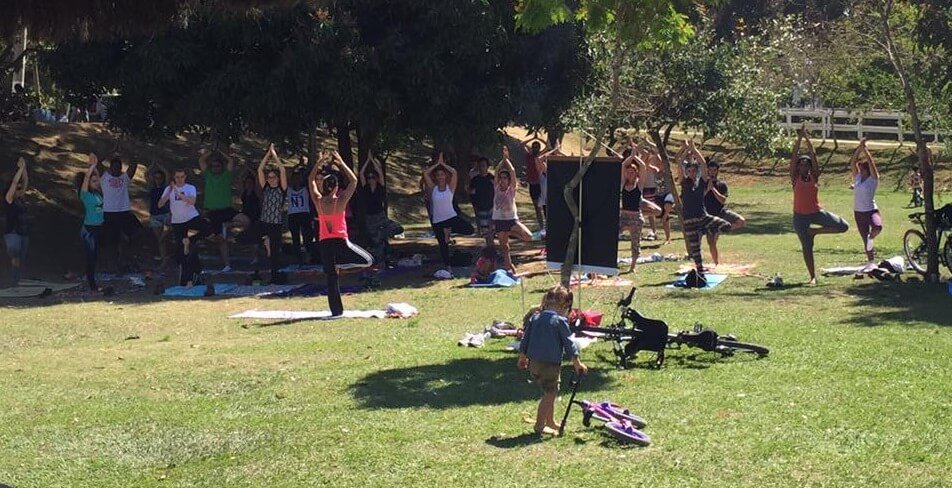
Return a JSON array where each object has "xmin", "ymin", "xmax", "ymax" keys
[{"xmin": 541, "ymin": 285, "xmax": 574, "ymax": 316}]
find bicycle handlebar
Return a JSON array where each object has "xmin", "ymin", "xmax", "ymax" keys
[{"xmin": 618, "ymin": 287, "xmax": 636, "ymax": 308}]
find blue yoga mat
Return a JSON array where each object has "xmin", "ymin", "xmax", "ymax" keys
[
  {"xmin": 163, "ymin": 283, "xmax": 238, "ymax": 297},
  {"xmin": 470, "ymin": 269, "xmax": 521, "ymax": 288},
  {"xmin": 666, "ymin": 274, "xmax": 728, "ymax": 290}
]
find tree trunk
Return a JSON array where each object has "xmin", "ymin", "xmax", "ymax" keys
[
  {"xmin": 307, "ymin": 126, "xmax": 318, "ymax": 169},
  {"xmin": 879, "ymin": 1, "xmax": 939, "ymax": 282},
  {"xmin": 335, "ymin": 122, "xmax": 353, "ymax": 168}
]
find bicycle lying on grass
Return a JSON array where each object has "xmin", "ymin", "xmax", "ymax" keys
[
  {"xmin": 570, "ymin": 288, "xmax": 769, "ymax": 369},
  {"xmin": 903, "ymin": 204, "xmax": 952, "ymax": 276}
]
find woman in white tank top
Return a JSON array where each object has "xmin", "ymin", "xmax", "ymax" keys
[
  {"xmin": 849, "ymin": 138, "xmax": 883, "ymax": 266},
  {"xmin": 423, "ymin": 153, "xmax": 474, "ymax": 272}
]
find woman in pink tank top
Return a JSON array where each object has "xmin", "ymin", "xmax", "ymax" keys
[{"xmin": 309, "ymin": 150, "xmax": 373, "ymax": 318}]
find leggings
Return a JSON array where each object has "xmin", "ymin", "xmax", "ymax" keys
[
  {"xmin": 432, "ymin": 216, "xmax": 475, "ymax": 266},
  {"xmin": 854, "ymin": 210, "xmax": 883, "ymax": 258},
  {"xmin": 172, "ymin": 216, "xmax": 214, "ymax": 285},
  {"xmin": 288, "ymin": 212, "xmax": 315, "ymax": 263},
  {"xmin": 81, "ymin": 225, "xmax": 102, "ymax": 289},
  {"xmin": 260, "ymin": 222, "xmax": 285, "ymax": 277},
  {"xmin": 683, "ymin": 215, "xmax": 731, "ymax": 269},
  {"xmin": 319, "ymin": 238, "xmax": 374, "ymax": 316},
  {"xmin": 619, "ymin": 210, "xmax": 644, "ymax": 261},
  {"xmin": 793, "ymin": 210, "xmax": 849, "ymax": 254}
]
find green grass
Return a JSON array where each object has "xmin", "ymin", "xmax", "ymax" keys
[{"xmin": 1, "ymin": 184, "xmax": 951, "ymax": 487}]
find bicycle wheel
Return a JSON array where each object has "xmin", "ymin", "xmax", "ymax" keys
[
  {"xmin": 718, "ymin": 339, "xmax": 769, "ymax": 356},
  {"xmin": 903, "ymin": 229, "xmax": 928, "ymax": 275}
]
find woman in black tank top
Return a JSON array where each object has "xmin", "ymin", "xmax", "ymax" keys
[{"xmin": 619, "ymin": 145, "xmax": 661, "ymax": 273}]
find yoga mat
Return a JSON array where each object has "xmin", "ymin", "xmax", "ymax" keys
[
  {"xmin": 163, "ymin": 283, "xmax": 238, "ymax": 297},
  {"xmin": 821, "ymin": 266, "xmax": 866, "ymax": 276},
  {"xmin": 0, "ymin": 280, "xmax": 80, "ymax": 298},
  {"xmin": 229, "ymin": 309, "xmax": 388, "ymax": 320},
  {"xmin": 221, "ymin": 284, "xmax": 305, "ymax": 297},
  {"xmin": 666, "ymin": 274, "xmax": 728, "ymax": 290}
]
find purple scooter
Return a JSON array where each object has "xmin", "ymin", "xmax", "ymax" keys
[{"xmin": 558, "ymin": 373, "xmax": 651, "ymax": 446}]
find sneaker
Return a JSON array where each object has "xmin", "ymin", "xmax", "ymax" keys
[
  {"xmin": 221, "ymin": 265, "xmax": 233, "ymax": 273},
  {"xmin": 467, "ymin": 332, "xmax": 488, "ymax": 348},
  {"xmin": 540, "ymin": 229, "xmax": 547, "ymax": 238},
  {"xmin": 458, "ymin": 333, "xmax": 475, "ymax": 346}
]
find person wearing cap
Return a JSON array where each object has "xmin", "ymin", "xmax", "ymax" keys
[
  {"xmin": 791, "ymin": 127, "xmax": 849, "ymax": 285},
  {"xmin": 677, "ymin": 140, "xmax": 731, "ymax": 276},
  {"xmin": 703, "ymin": 159, "xmax": 746, "ymax": 266}
]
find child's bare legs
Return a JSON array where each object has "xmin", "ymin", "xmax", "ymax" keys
[
  {"xmin": 535, "ymin": 390, "xmax": 559, "ymax": 432},
  {"xmin": 497, "ymin": 232, "xmax": 514, "ymax": 273}
]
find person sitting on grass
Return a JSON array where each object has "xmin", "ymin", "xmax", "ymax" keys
[
  {"xmin": 4, "ymin": 157, "xmax": 29, "ymax": 286},
  {"xmin": 145, "ymin": 161, "xmax": 171, "ymax": 267},
  {"xmin": 470, "ymin": 245, "xmax": 499, "ymax": 284},
  {"xmin": 849, "ymin": 138, "xmax": 882, "ymax": 269},
  {"xmin": 257, "ymin": 144, "xmax": 289, "ymax": 283},
  {"xmin": 703, "ymin": 159, "xmax": 746, "ymax": 267},
  {"xmin": 517, "ymin": 285, "xmax": 588, "ymax": 436},
  {"xmin": 493, "ymin": 146, "xmax": 533, "ymax": 274},
  {"xmin": 677, "ymin": 140, "xmax": 731, "ymax": 276},
  {"xmin": 791, "ymin": 127, "xmax": 849, "ymax": 285}
]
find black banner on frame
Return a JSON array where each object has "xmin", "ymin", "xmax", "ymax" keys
[{"xmin": 545, "ymin": 157, "xmax": 621, "ymax": 275}]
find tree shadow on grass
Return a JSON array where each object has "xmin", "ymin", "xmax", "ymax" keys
[
  {"xmin": 842, "ymin": 281, "xmax": 952, "ymax": 327},
  {"xmin": 729, "ymin": 207, "xmax": 792, "ymax": 236},
  {"xmin": 350, "ymin": 357, "xmax": 612, "ymax": 410}
]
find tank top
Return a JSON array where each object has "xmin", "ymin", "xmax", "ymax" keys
[
  {"xmin": 621, "ymin": 184, "xmax": 642, "ymax": 212},
  {"xmin": 287, "ymin": 187, "xmax": 310, "ymax": 215},
  {"xmin": 492, "ymin": 184, "xmax": 517, "ymax": 220},
  {"xmin": 793, "ymin": 177, "xmax": 821, "ymax": 215},
  {"xmin": 260, "ymin": 186, "xmax": 285, "ymax": 224},
  {"xmin": 852, "ymin": 175, "xmax": 878, "ymax": 212},
  {"xmin": 431, "ymin": 186, "xmax": 457, "ymax": 224},
  {"xmin": 318, "ymin": 211, "xmax": 348, "ymax": 241}
]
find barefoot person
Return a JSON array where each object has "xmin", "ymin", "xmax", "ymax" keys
[
  {"xmin": 100, "ymin": 154, "xmax": 142, "ymax": 271},
  {"xmin": 703, "ymin": 159, "xmax": 746, "ymax": 266},
  {"xmin": 159, "ymin": 168, "xmax": 214, "ymax": 286},
  {"xmin": 287, "ymin": 165, "xmax": 315, "ymax": 266},
  {"xmin": 359, "ymin": 151, "xmax": 404, "ymax": 269},
  {"xmin": 145, "ymin": 162, "xmax": 171, "ymax": 266},
  {"xmin": 4, "ymin": 157, "xmax": 29, "ymax": 286},
  {"xmin": 310, "ymin": 151, "xmax": 373, "ymax": 318},
  {"xmin": 257, "ymin": 144, "xmax": 288, "ymax": 283},
  {"xmin": 677, "ymin": 140, "xmax": 732, "ymax": 276},
  {"xmin": 791, "ymin": 128, "xmax": 849, "ymax": 285},
  {"xmin": 493, "ymin": 146, "xmax": 533, "ymax": 273},
  {"xmin": 521, "ymin": 135, "xmax": 548, "ymax": 233},
  {"xmin": 850, "ymin": 138, "xmax": 882, "ymax": 268},
  {"xmin": 619, "ymin": 146, "xmax": 662, "ymax": 273},
  {"xmin": 517, "ymin": 285, "xmax": 587, "ymax": 436},
  {"xmin": 423, "ymin": 153, "xmax": 474, "ymax": 273},
  {"xmin": 77, "ymin": 155, "xmax": 104, "ymax": 291}
]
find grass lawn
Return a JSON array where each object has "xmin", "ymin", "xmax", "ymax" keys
[{"xmin": 1, "ymin": 182, "xmax": 951, "ymax": 487}]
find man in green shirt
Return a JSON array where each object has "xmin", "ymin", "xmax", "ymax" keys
[{"xmin": 199, "ymin": 149, "xmax": 238, "ymax": 272}]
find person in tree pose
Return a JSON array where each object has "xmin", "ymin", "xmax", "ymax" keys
[
  {"xmin": 100, "ymin": 154, "xmax": 142, "ymax": 271},
  {"xmin": 359, "ymin": 151, "xmax": 404, "ymax": 269},
  {"xmin": 703, "ymin": 159, "xmax": 746, "ymax": 266},
  {"xmin": 619, "ymin": 145, "xmax": 662, "ymax": 273},
  {"xmin": 467, "ymin": 156, "xmax": 495, "ymax": 248},
  {"xmin": 493, "ymin": 146, "xmax": 533, "ymax": 274},
  {"xmin": 521, "ymin": 135, "xmax": 548, "ymax": 234},
  {"xmin": 198, "ymin": 149, "xmax": 240, "ymax": 272},
  {"xmin": 159, "ymin": 168, "xmax": 214, "ymax": 287},
  {"xmin": 77, "ymin": 154, "xmax": 105, "ymax": 290},
  {"xmin": 310, "ymin": 151, "xmax": 373, "ymax": 318},
  {"xmin": 256, "ymin": 144, "xmax": 288, "ymax": 283},
  {"xmin": 849, "ymin": 138, "xmax": 882, "ymax": 268},
  {"xmin": 676, "ymin": 140, "xmax": 732, "ymax": 276},
  {"xmin": 4, "ymin": 157, "xmax": 30, "ymax": 286},
  {"xmin": 287, "ymin": 164, "xmax": 315, "ymax": 265},
  {"xmin": 791, "ymin": 127, "xmax": 849, "ymax": 285},
  {"xmin": 145, "ymin": 161, "xmax": 171, "ymax": 267},
  {"xmin": 423, "ymin": 153, "xmax": 474, "ymax": 273},
  {"xmin": 638, "ymin": 141, "xmax": 664, "ymax": 242}
]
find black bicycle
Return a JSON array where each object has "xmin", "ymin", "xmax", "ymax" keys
[
  {"xmin": 571, "ymin": 288, "xmax": 769, "ymax": 369},
  {"xmin": 903, "ymin": 204, "xmax": 952, "ymax": 276}
]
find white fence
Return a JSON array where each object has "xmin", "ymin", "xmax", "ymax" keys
[{"xmin": 779, "ymin": 108, "xmax": 942, "ymax": 143}]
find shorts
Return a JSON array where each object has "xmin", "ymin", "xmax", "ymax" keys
[
  {"xmin": 103, "ymin": 211, "xmax": 142, "ymax": 240},
  {"xmin": 655, "ymin": 193, "xmax": 674, "ymax": 217},
  {"xmin": 493, "ymin": 219, "xmax": 517, "ymax": 233},
  {"xmin": 529, "ymin": 360, "xmax": 561, "ymax": 393},
  {"xmin": 642, "ymin": 187, "xmax": 658, "ymax": 200},
  {"xmin": 708, "ymin": 209, "xmax": 743, "ymax": 236},
  {"xmin": 149, "ymin": 213, "xmax": 171, "ymax": 229},
  {"xmin": 475, "ymin": 210, "xmax": 493, "ymax": 230},
  {"xmin": 529, "ymin": 183, "xmax": 543, "ymax": 205},
  {"xmin": 207, "ymin": 207, "xmax": 239, "ymax": 227},
  {"xmin": 619, "ymin": 209, "xmax": 644, "ymax": 229}
]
